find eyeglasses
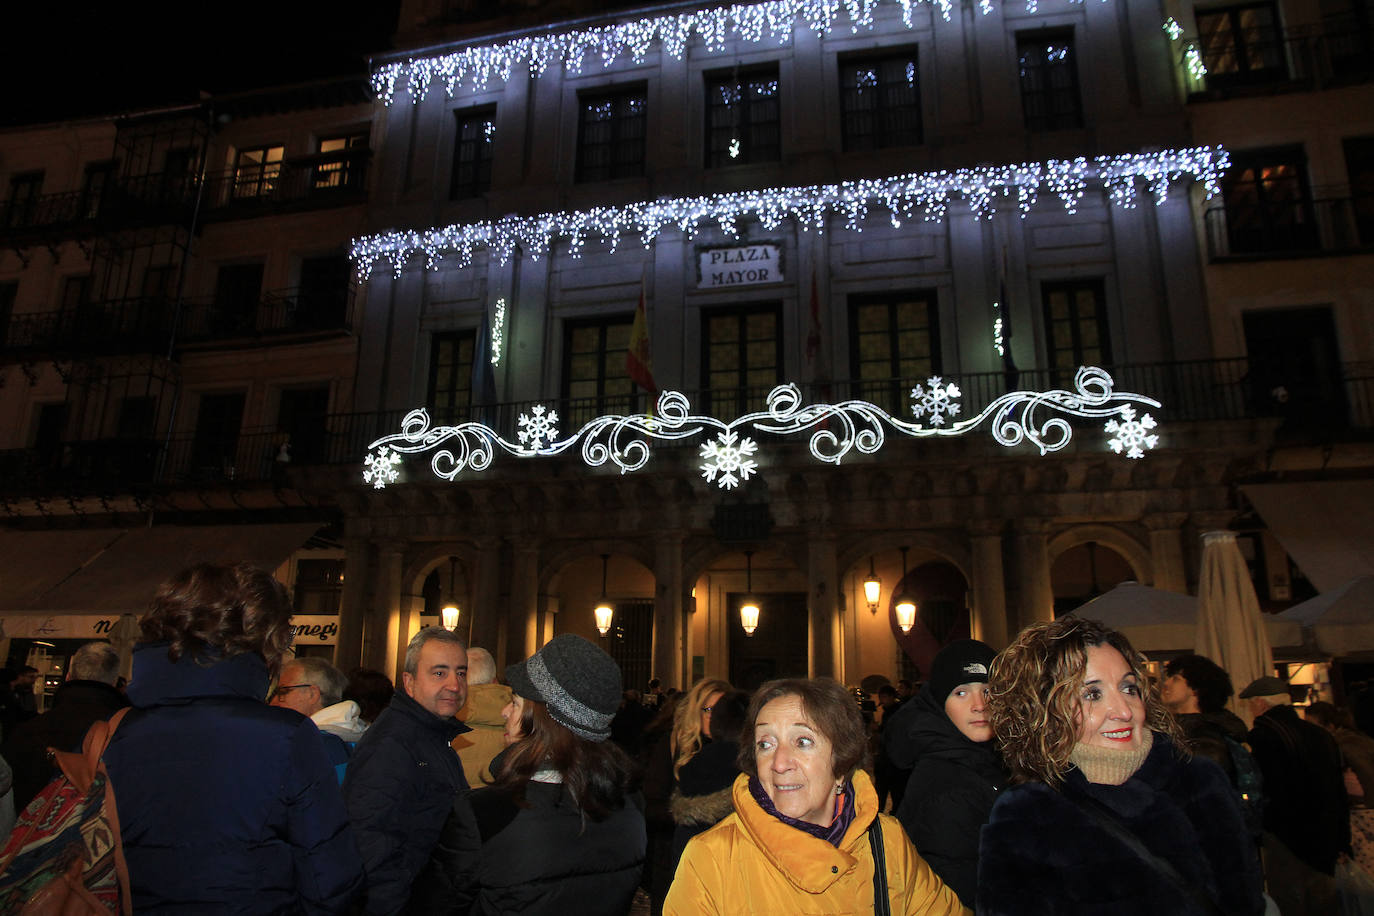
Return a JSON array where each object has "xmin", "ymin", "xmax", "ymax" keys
[
  {"xmin": 701, "ymin": 705, "xmax": 714, "ymax": 713},
  {"xmin": 272, "ymin": 683, "xmax": 312, "ymax": 700}
]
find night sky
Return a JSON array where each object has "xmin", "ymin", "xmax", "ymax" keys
[{"xmin": 2, "ymin": 1, "xmax": 401, "ymax": 127}]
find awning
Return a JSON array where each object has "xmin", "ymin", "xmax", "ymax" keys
[
  {"xmin": 1241, "ymin": 481, "xmax": 1374, "ymax": 593},
  {"xmin": 0, "ymin": 522, "xmax": 322, "ymax": 616}
]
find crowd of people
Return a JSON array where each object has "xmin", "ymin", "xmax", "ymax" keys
[{"xmin": 0, "ymin": 560, "xmax": 1367, "ymax": 915}]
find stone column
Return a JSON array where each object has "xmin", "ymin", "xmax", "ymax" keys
[
  {"xmin": 807, "ymin": 536, "xmax": 839, "ymax": 678},
  {"xmin": 1012, "ymin": 519, "xmax": 1054, "ymax": 632},
  {"xmin": 334, "ymin": 536, "xmax": 371, "ymax": 671},
  {"xmin": 969, "ymin": 523, "xmax": 1010, "ymax": 649},
  {"xmin": 653, "ymin": 535, "xmax": 685, "ymax": 688},
  {"xmin": 1143, "ymin": 512, "xmax": 1189, "ymax": 593},
  {"xmin": 368, "ymin": 542, "xmax": 406, "ymax": 679},
  {"xmin": 510, "ymin": 543, "xmax": 540, "ymax": 662},
  {"xmin": 470, "ymin": 538, "xmax": 503, "ymax": 660}
]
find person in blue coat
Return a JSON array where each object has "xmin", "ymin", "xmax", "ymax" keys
[{"xmin": 102, "ymin": 562, "xmax": 363, "ymax": 913}]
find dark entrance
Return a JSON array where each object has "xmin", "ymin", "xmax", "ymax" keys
[{"xmin": 728, "ymin": 591, "xmax": 808, "ymax": 692}]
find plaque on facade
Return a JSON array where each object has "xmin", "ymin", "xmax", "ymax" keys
[{"xmin": 698, "ymin": 244, "xmax": 782, "ymax": 288}]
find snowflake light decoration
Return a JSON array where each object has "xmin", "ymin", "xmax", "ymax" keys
[
  {"xmin": 363, "ymin": 446, "xmax": 402, "ymax": 489},
  {"xmin": 517, "ymin": 405, "xmax": 560, "ymax": 449},
  {"xmin": 910, "ymin": 376, "xmax": 962, "ymax": 427},
  {"xmin": 1105, "ymin": 406, "xmax": 1159, "ymax": 459},
  {"xmin": 699, "ymin": 431, "xmax": 759, "ymax": 489}
]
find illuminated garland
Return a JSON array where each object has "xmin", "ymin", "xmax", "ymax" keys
[
  {"xmin": 491, "ymin": 297, "xmax": 506, "ymax": 366},
  {"xmin": 373, "ymin": 0, "xmax": 1111, "ymax": 106},
  {"xmin": 350, "ymin": 146, "xmax": 1227, "ymax": 279},
  {"xmin": 361, "ymin": 366, "xmax": 1162, "ymax": 490}
]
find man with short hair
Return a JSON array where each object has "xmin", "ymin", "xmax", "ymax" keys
[
  {"xmin": 343, "ymin": 627, "xmax": 471, "ymax": 914},
  {"xmin": 1, "ymin": 642, "xmax": 128, "ymax": 809},
  {"xmin": 1242, "ymin": 676, "xmax": 1348, "ymax": 916},
  {"xmin": 452, "ymin": 646, "xmax": 511, "ymax": 784},
  {"xmin": 270, "ymin": 656, "xmax": 365, "ymax": 779},
  {"xmin": 1161, "ymin": 653, "xmax": 1249, "ymax": 777}
]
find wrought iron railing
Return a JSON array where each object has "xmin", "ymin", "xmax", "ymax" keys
[
  {"xmin": 199, "ymin": 148, "xmax": 371, "ymax": 215},
  {"xmin": 2, "ymin": 360, "xmax": 1369, "ymax": 497},
  {"xmin": 1204, "ymin": 192, "xmax": 1374, "ymax": 258},
  {"xmin": 1182, "ymin": 18, "xmax": 1374, "ymax": 97}
]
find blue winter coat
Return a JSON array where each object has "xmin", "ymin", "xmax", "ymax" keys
[
  {"xmin": 342, "ymin": 686, "xmax": 470, "ymax": 915},
  {"xmin": 103, "ymin": 643, "xmax": 363, "ymax": 914}
]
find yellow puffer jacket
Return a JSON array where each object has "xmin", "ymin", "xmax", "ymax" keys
[{"xmin": 664, "ymin": 769, "xmax": 970, "ymax": 916}]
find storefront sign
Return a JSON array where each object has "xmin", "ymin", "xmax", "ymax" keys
[
  {"xmin": 290, "ymin": 616, "xmax": 340, "ymax": 645},
  {"xmin": 0, "ymin": 615, "xmax": 123, "ymax": 640},
  {"xmin": 698, "ymin": 244, "xmax": 782, "ymax": 288}
]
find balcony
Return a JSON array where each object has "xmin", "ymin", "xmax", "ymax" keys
[
  {"xmin": 1183, "ymin": 17, "xmax": 1374, "ymax": 99},
  {"xmin": 2, "ymin": 359, "xmax": 1368, "ymax": 500},
  {"xmin": 178, "ymin": 283, "xmax": 354, "ymax": 345},
  {"xmin": 1204, "ymin": 191, "xmax": 1374, "ymax": 259},
  {"xmin": 199, "ymin": 148, "xmax": 371, "ymax": 221}
]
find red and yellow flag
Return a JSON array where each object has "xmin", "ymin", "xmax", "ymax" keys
[{"xmin": 627, "ymin": 280, "xmax": 657, "ymax": 394}]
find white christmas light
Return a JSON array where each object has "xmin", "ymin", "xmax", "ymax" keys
[
  {"xmin": 350, "ymin": 146, "xmax": 1228, "ymax": 279},
  {"xmin": 1185, "ymin": 44, "xmax": 1208, "ymax": 80},
  {"xmin": 992, "ymin": 305, "xmax": 1004, "ymax": 357},
  {"xmin": 1163, "ymin": 17, "xmax": 1183, "ymax": 41},
  {"xmin": 361, "ymin": 366, "xmax": 1162, "ymax": 488},
  {"xmin": 372, "ymin": 0, "xmax": 1124, "ymax": 106},
  {"xmin": 491, "ymin": 297, "xmax": 506, "ymax": 366}
]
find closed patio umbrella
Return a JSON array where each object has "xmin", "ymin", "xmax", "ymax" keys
[
  {"xmin": 1196, "ymin": 530, "xmax": 1273, "ymax": 723},
  {"xmin": 109, "ymin": 612, "xmax": 141, "ymax": 682}
]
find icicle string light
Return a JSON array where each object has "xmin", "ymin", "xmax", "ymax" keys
[
  {"xmin": 372, "ymin": 0, "xmax": 1114, "ymax": 105},
  {"xmin": 350, "ymin": 146, "xmax": 1228, "ymax": 279}
]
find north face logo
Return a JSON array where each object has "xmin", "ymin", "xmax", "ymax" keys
[{"xmin": 963, "ymin": 662, "xmax": 988, "ymax": 677}]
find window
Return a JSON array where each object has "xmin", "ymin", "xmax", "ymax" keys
[
  {"xmin": 451, "ymin": 107, "xmax": 496, "ymax": 198},
  {"xmin": 210, "ymin": 263, "xmax": 264, "ymax": 337},
  {"xmin": 705, "ymin": 66, "xmax": 781, "ymax": 167},
  {"xmin": 1221, "ymin": 146, "xmax": 1317, "ymax": 253},
  {"xmin": 429, "ymin": 330, "xmax": 476, "ymax": 421},
  {"xmin": 278, "ymin": 386, "xmax": 331, "ymax": 464},
  {"xmin": 294, "ymin": 559, "xmax": 346, "ymax": 614},
  {"xmin": 60, "ymin": 275, "xmax": 90, "ymax": 312},
  {"xmin": 1196, "ymin": 3, "xmax": 1285, "ymax": 87},
  {"xmin": 561, "ymin": 315, "xmax": 636, "ymax": 427},
  {"xmin": 5, "ymin": 171, "xmax": 44, "ymax": 227},
  {"xmin": 1324, "ymin": 0, "xmax": 1374, "ymax": 78},
  {"xmin": 602, "ymin": 599, "xmax": 653, "ymax": 696},
  {"xmin": 1041, "ymin": 279, "xmax": 1111, "ymax": 375},
  {"xmin": 839, "ymin": 49, "xmax": 922, "ymax": 151},
  {"xmin": 116, "ymin": 396, "xmax": 157, "ymax": 440},
  {"xmin": 161, "ymin": 147, "xmax": 197, "ymax": 203},
  {"xmin": 313, "ymin": 132, "xmax": 368, "ymax": 191},
  {"xmin": 1344, "ymin": 136, "xmax": 1374, "ymax": 246},
  {"xmin": 0, "ymin": 282, "xmax": 16, "ymax": 349},
  {"xmin": 848, "ymin": 291, "xmax": 940, "ymax": 414},
  {"xmin": 1244, "ymin": 307, "xmax": 1347, "ymax": 430},
  {"xmin": 233, "ymin": 145, "xmax": 284, "ymax": 199},
  {"xmin": 191, "ymin": 392, "xmax": 246, "ymax": 476},
  {"xmin": 296, "ymin": 255, "xmax": 351, "ymax": 330},
  {"xmin": 80, "ymin": 162, "xmax": 114, "ymax": 220},
  {"xmin": 702, "ymin": 304, "xmax": 781, "ymax": 417},
  {"xmin": 31, "ymin": 403, "xmax": 68, "ymax": 468},
  {"xmin": 576, "ymin": 88, "xmax": 646, "ymax": 182},
  {"xmin": 1016, "ymin": 31, "xmax": 1083, "ymax": 131}
]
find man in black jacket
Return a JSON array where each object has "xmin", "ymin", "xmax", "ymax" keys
[
  {"xmin": 1242, "ymin": 676, "xmax": 1348, "ymax": 916},
  {"xmin": 1, "ymin": 641, "xmax": 128, "ymax": 809},
  {"xmin": 343, "ymin": 627, "xmax": 471, "ymax": 915}
]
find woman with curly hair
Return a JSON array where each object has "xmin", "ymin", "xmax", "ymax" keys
[
  {"xmin": 977, "ymin": 616, "xmax": 1263, "ymax": 915},
  {"xmin": 102, "ymin": 562, "xmax": 362, "ymax": 912}
]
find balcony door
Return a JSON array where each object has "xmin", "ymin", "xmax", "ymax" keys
[{"xmin": 1243, "ymin": 307, "xmax": 1347, "ymax": 431}]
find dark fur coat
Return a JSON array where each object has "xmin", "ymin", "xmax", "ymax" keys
[{"xmin": 976, "ymin": 731, "xmax": 1264, "ymax": 916}]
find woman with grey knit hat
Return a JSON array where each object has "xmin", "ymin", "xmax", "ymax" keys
[{"xmin": 411, "ymin": 634, "xmax": 647, "ymax": 915}]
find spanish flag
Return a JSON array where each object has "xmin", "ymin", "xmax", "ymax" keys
[{"xmin": 627, "ymin": 279, "xmax": 657, "ymax": 394}]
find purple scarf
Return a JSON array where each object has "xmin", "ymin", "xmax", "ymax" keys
[{"xmin": 748, "ymin": 775, "xmax": 857, "ymax": 847}]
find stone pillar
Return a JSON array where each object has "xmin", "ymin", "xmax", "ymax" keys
[
  {"xmin": 393, "ymin": 588, "xmax": 423, "ymax": 683},
  {"xmin": 1012, "ymin": 520, "xmax": 1054, "ymax": 632},
  {"xmin": 807, "ymin": 536, "xmax": 840, "ymax": 678},
  {"xmin": 368, "ymin": 542, "xmax": 406, "ymax": 680},
  {"xmin": 1143, "ymin": 512, "xmax": 1189, "ymax": 593},
  {"xmin": 334, "ymin": 536, "xmax": 371, "ymax": 671},
  {"xmin": 969, "ymin": 524, "xmax": 1010, "ymax": 649},
  {"xmin": 510, "ymin": 543, "xmax": 540, "ymax": 662},
  {"xmin": 653, "ymin": 535, "xmax": 685, "ymax": 689},
  {"xmin": 470, "ymin": 538, "xmax": 503, "ymax": 661}
]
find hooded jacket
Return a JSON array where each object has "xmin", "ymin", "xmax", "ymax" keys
[
  {"xmin": 893, "ymin": 683, "xmax": 1006, "ymax": 907},
  {"xmin": 313, "ymin": 699, "xmax": 368, "ymax": 745},
  {"xmin": 102, "ymin": 644, "xmax": 362, "ymax": 914},
  {"xmin": 343, "ymin": 686, "xmax": 470, "ymax": 915},
  {"xmin": 453, "ymin": 681, "xmax": 512, "ymax": 785},
  {"xmin": 977, "ymin": 731, "xmax": 1264, "ymax": 916},
  {"xmin": 664, "ymin": 769, "xmax": 968, "ymax": 916}
]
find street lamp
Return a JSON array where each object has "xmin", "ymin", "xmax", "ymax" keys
[
  {"xmin": 740, "ymin": 550, "xmax": 760, "ymax": 636},
  {"xmin": 441, "ymin": 556, "xmax": 460, "ymax": 631},
  {"xmin": 594, "ymin": 554, "xmax": 613, "ymax": 637},
  {"xmin": 862, "ymin": 557, "xmax": 881, "ymax": 613},
  {"xmin": 895, "ymin": 546, "xmax": 917, "ymax": 634}
]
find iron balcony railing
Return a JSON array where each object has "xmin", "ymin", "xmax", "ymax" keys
[
  {"xmin": 2, "ymin": 359, "xmax": 1370, "ymax": 498},
  {"xmin": 1182, "ymin": 17, "xmax": 1374, "ymax": 98},
  {"xmin": 199, "ymin": 148, "xmax": 371, "ymax": 217},
  {"xmin": 1204, "ymin": 191, "xmax": 1374, "ymax": 258},
  {"xmin": 178, "ymin": 284, "xmax": 355, "ymax": 344}
]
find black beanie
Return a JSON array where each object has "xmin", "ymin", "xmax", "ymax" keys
[
  {"xmin": 929, "ymin": 639, "xmax": 997, "ymax": 704},
  {"xmin": 505, "ymin": 634, "xmax": 623, "ymax": 742}
]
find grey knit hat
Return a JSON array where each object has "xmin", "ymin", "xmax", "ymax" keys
[{"xmin": 505, "ymin": 634, "xmax": 623, "ymax": 742}]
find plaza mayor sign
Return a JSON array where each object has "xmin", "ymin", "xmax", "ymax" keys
[{"xmin": 698, "ymin": 244, "xmax": 782, "ymax": 288}]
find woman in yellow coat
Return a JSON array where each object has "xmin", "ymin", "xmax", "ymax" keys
[{"xmin": 664, "ymin": 678, "xmax": 969, "ymax": 916}]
